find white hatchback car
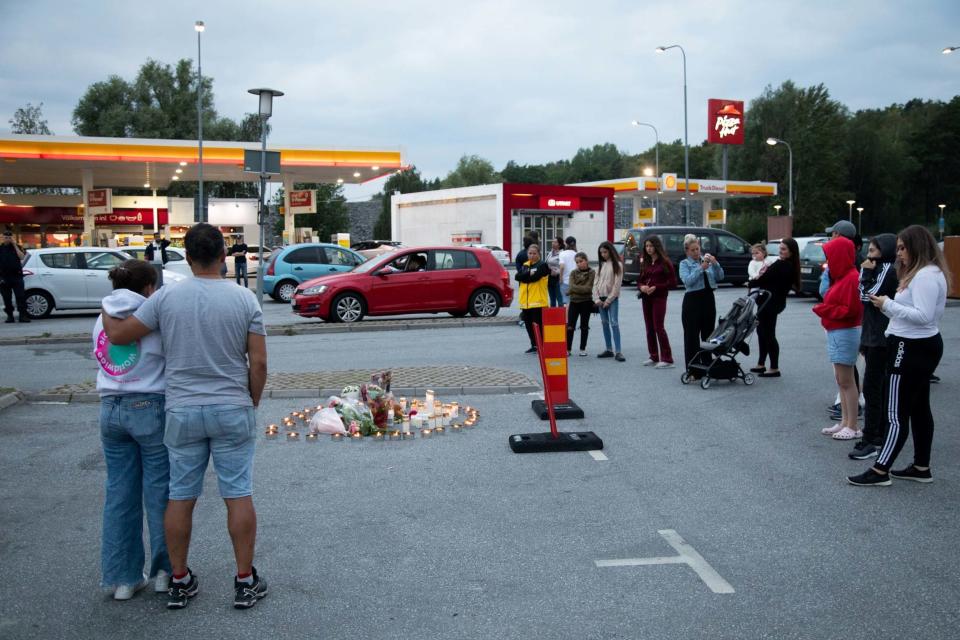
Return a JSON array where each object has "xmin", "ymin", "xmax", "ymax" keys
[
  {"xmin": 122, "ymin": 246, "xmax": 193, "ymax": 277},
  {"xmin": 467, "ymin": 243, "xmax": 510, "ymax": 266},
  {"xmin": 20, "ymin": 247, "xmax": 186, "ymax": 319}
]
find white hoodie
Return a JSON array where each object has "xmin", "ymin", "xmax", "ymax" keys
[{"xmin": 92, "ymin": 289, "xmax": 165, "ymax": 396}]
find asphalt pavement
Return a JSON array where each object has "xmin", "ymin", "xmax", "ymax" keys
[{"xmin": 1, "ymin": 288, "xmax": 958, "ymax": 639}]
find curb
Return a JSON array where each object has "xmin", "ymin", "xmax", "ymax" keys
[
  {"xmin": 0, "ymin": 390, "xmax": 26, "ymax": 411},
  {"xmin": 0, "ymin": 317, "xmax": 519, "ymax": 347},
  {"xmin": 25, "ymin": 384, "xmax": 541, "ymax": 404}
]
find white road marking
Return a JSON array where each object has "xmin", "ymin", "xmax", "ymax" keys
[
  {"xmin": 588, "ymin": 450, "xmax": 608, "ymax": 461},
  {"xmin": 594, "ymin": 529, "xmax": 735, "ymax": 594}
]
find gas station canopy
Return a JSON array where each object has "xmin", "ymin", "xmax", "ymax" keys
[
  {"xmin": 0, "ymin": 134, "xmax": 405, "ymax": 188},
  {"xmin": 573, "ymin": 176, "xmax": 777, "ymax": 201}
]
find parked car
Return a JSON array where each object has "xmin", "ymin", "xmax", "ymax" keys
[
  {"xmin": 351, "ymin": 240, "xmax": 404, "ymax": 261},
  {"xmin": 20, "ymin": 247, "xmax": 186, "ymax": 319},
  {"xmin": 765, "ymin": 236, "xmax": 824, "ymax": 260},
  {"xmin": 612, "ymin": 241, "xmax": 637, "ymax": 284},
  {"xmin": 263, "ymin": 243, "xmax": 367, "ymax": 302},
  {"xmin": 291, "ymin": 246, "xmax": 513, "ymax": 323},
  {"xmin": 226, "ymin": 245, "xmax": 271, "ymax": 276},
  {"xmin": 622, "ymin": 226, "xmax": 754, "ymax": 285},
  {"xmin": 122, "ymin": 246, "xmax": 192, "ymax": 277},
  {"xmin": 467, "ymin": 243, "xmax": 510, "ymax": 267},
  {"xmin": 799, "ymin": 237, "xmax": 871, "ymax": 297}
]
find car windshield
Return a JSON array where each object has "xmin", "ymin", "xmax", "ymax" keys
[
  {"xmin": 801, "ymin": 243, "xmax": 826, "ymax": 262},
  {"xmin": 350, "ymin": 254, "xmax": 383, "ymax": 273},
  {"xmin": 765, "ymin": 242, "xmax": 779, "ymax": 256}
]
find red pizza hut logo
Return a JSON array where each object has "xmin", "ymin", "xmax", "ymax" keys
[{"xmin": 707, "ymin": 99, "xmax": 745, "ymax": 145}]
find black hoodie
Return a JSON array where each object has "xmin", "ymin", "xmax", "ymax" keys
[{"xmin": 859, "ymin": 233, "xmax": 898, "ymax": 348}]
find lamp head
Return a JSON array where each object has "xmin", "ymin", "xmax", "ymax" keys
[
  {"xmin": 846, "ymin": 200, "xmax": 856, "ymax": 205},
  {"xmin": 248, "ymin": 88, "xmax": 284, "ymax": 118},
  {"xmin": 766, "ymin": 137, "xmax": 778, "ymax": 146},
  {"xmin": 655, "ymin": 46, "xmax": 666, "ymax": 53},
  {"xmin": 631, "ymin": 120, "xmax": 640, "ymax": 126},
  {"xmin": 194, "ymin": 21, "xmax": 205, "ymax": 32},
  {"xmin": 642, "ymin": 167, "xmax": 654, "ymax": 177},
  {"xmin": 943, "ymin": 47, "xmax": 958, "ymax": 54}
]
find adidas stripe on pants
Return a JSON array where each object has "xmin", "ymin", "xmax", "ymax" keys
[{"xmin": 874, "ymin": 333, "xmax": 943, "ymax": 472}]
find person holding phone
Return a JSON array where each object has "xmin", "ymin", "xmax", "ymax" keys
[
  {"xmin": 848, "ymin": 234, "xmax": 898, "ymax": 460},
  {"xmin": 849, "ymin": 226, "xmax": 948, "ymax": 486},
  {"xmin": 679, "ymin": 234, "xmax": 724, "ymax": 375}
]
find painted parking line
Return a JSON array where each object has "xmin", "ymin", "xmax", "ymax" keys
[
  {"xmin": 588, "ymin": 450, "xmax": 608, "ymax": 461},
  {"xmin": 595, "ymin": 529, "xmax": 735, "ymax": 594}
]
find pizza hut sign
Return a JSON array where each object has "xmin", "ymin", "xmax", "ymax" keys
[{"xmin": 707, "ymin": 99, "xmax": 745, "ymax": 145}]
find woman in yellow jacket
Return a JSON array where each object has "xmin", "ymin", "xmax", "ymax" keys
[{"xmin": 515, "ymin": 243, "xmax": 551, "ymax": 353}]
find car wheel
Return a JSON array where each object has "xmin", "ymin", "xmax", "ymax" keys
[
  {"xmin": 275, "ymin": 280, "xmax": 298, "ymax": 303},
  {"xmin": 332, "ymin": 293, "xmax": 365, "ymax": 323},
  {"xmin": 25, "ymin": 290, "xmax": 54, "ymax": 319},
  {"xmin": 468, "ymin": 289, "xmax": 500, "ymax": 317}
]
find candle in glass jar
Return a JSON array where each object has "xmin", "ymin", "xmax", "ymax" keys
[
  {"xmin": 399, "ymin": 397, "xmax": 407, "ymax": 411},
  {"xmin": 373, "ymin": 431, "xmax": 385, "ymax": 441},
  {"xmin": 434, "ymin": 425, "xmax": 446, "ymax": 436},
  {"xmin": 402, "ymin": 430, "xmax": 416, "ymax": 440},
  {"xmin": 425, "ymin": 390, "xmax": 435, "ymax": 415},
  {"xmin": 331, "ymin": 433, "xmax": 344, "ymax": 441},
  {"xmin": 420, "ymin": 428, "xmax": 433, "ymax": 438},
  {"xmin": 265, "ymin": 429, "xmax": 279, "ymax": 439},
  {"xmin": 442, "ymin": 411, "xmax": 451, "ymax": 426},
  {"xmin": 305, "ymin": 433, "xmax": 318, "ymax": 443},
  {"xmin": 450, "ymin": 402, "xmax": 460, "ymax": 418},
  {"xmin": 450, "ymin": 423, "xmax": 463, "ymax": 433},
  {"xmin": 350, "ymin": 432, "xmax": 363, "ymax": 441},
  {"xmin": 388, "ymin": 430, "xmax": 402, "ymax": 441},
  {"xmin": 286, "ymin": 431, "xmax": 299, "ymax": 440}
]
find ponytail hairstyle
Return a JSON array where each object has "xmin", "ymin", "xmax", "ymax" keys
[{"xmin": 108, "ymin": 259, "xmax": 157, "ymax": 296}]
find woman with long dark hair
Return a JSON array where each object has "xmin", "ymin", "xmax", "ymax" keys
[
  {"xmin": 593, "ymin": 241, "xmax": 624, "ymax": 361},
  {"xmin": 849, "ymin": 225, "xmax": 949, "ymax": 486},
  {"xmin": 750, "ymin": 237, "xmax": 801, "ymax": 377},
  {"xmin": 546, "ymin": 237, "xmax": 563, "ymax": 307},
  {"xmin": 637, "ymin": 235, "xmax": 676, "ymax": 368}
]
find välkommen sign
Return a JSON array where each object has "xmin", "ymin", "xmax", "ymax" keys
[{"xmin": 707, "ymin": 99, "xmax": 745, "ymax": 145}]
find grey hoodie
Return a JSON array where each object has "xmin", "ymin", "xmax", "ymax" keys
[{"xmin": 93, "ymin": 289, "xmax": 165, "ymax": 396}]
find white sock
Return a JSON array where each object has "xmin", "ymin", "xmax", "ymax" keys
[
  {"xmin": 237, "ymin": 573, "xmax": 254, "ymax": 585},
  {"xmin": 172, "ymin": 572, "xmax": 191, "ymax": 584}
]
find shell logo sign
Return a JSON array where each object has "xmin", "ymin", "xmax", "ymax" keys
[{"xmin": 661, "ymin": 173, "xmax": 678, "ymax": 192}]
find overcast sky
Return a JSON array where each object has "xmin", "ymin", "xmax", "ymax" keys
[{"xmin": 1, "ymin": 0, "xmax": 957, "ymax": 200}]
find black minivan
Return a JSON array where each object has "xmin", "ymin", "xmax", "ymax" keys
[{"xmin": 621, "ymin": 226, "xmax": 754, "ymax": 286}]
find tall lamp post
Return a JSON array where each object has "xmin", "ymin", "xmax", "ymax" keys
[
  {"xmin": 846, "ymin": 199, "xmax": 856, "ymax": 223},
  {"xmin": 765, "ymin": 138, "xmax": 793, "ymax": 217},
  {"xmin": 939, "ymin": 203, "xmax": 946, "ymax": 241},
  {"xmin": 857, "ymin": 207, "xmax": 864, "ymax": 232},
  {"xmin": 655, "ymin": 45, "xmax": 689, "ymax": 225},
  {"xmin": 774, "ymin": 204, "xmax": 782, "ymax": 216},
  {"xmin": 248, "ymin": 88, "xmax": 284, "ymax": 308},
  {"xmin": 631, "ymin": 120, "xmax": 659, "ymax": 215},
  {"xmin": 195, "ymin": 20, "xmax": 205, "ymax": 223}
]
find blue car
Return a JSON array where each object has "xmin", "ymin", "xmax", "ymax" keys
[{"xmin": 263, "ymin": 243, "xmax": 367, "ymax": 302}]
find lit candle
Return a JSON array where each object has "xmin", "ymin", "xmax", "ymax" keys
[
  {"xmin": 373, "ymin": 431, "xmax": 385, "ymax": 441},
  {"xmin": 450, "ymin": 402, "xmax": 460, "ymax": 418},
  {"xmin": 265, "ymin": 429, "xmax": 278, "ymax": 439},
  {"xmin": 442, "ymin": 411, "xmax": 451, "ymax": 426},
  {"xmin": 305, "ymin": 433, "xmax": 318, "ymax": 443},
  {"xmin": 287, "ymin": 431, "xmax": 299, "ymax": 441},
  {"xmin": 331, "ymin": 433, "xmax": 344, "ymax": 442},
  {"xmin": 420, "ymin": 428, "xmax": 433, "ymax": 438},
  {"xmin": 399, "ymin": 397, "xmax": 407, "ymax": 411},
  {"xmin": 350, "ymin": 432, "xmax": 363, "ymax": 441},
  {"xmin": 402, "ymin": 430, "xmax": 416, "ymax": 440},
  {"xmin": 464, "ymin": 419, "xmax": 476, "ymax": 428},
  {"xmin": 450, "ymin": 424, "xmax": 463, "ymax": 433},
  {"xmin": 425, "ymin": 390, "xmax": 435, "ymax": 415},
  {"xmin": 434, "ymin": 425, "xmax": 446, "ymax": 436},
  {"xmin": 411, "ymin": 414, "xmax": 423, "ymax": 429}
]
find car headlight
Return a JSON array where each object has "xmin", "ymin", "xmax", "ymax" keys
[{"xmin": 301, "ymin": 284, "xmax": 328, "ymax": 295}]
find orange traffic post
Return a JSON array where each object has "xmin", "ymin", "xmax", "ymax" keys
[{"xmin": 531, "ymin": 306, "xmax": 584, "ymax": 420}]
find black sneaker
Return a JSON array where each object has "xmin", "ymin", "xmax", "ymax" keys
[
  {"xmin": 890, "ymin": 465, "xmax": 933, "ymax": 483},
  {"xmin": 930, "ymin": 374, "xmax": 940, "ymax": 384},
  {"xmin": 847, "ymin": 468, "xmax": 891, "ymax": 487},
  {"xmin": 848, "ymin": 443, "xmax": 879, "ymax": 460},
  {"xmin": 827, "ymin": 402, "xmax": 841, "ymax": 414},
  {"xmin": 167, "ymin": 571, "xmax": 199, "ymax": 609},
  {"xmin": 234, "ymin": 567, "xmax": 268, "ymax": 609},
  {"xmin": 597, "ymin": 350, "xmax": 614, "ymax": 358},
  {"xmin": 614, "ymin": 353, "xmax": 626, "ymax": 362},
  {"xmin": 524, "ymin": 346, "xmax": 537, "ymax": 354}
]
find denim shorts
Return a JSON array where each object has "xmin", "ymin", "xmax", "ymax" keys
[
  {"xmin": 164, "ymin": 404, "xmax": 256, "ymax": 500},
  {"xmin": 826, "ymin": 327, "xmax": 861, "ymax": 365}
]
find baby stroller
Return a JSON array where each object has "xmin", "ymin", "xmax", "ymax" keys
[{"xmin": 681, "ymin": 288, "xmax": 771, "ymax": 389}]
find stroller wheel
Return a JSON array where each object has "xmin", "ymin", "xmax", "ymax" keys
[
  {"xmin": 700, "ymin": 377, "xmax": 712, "ymax": 390},
  {"xmin": 743, "ymin": 373, "xmax": 755, "ymax": 385},
  {"xmin": 680, "ymin": 372, "xmax": 692, "ymax": 385}
]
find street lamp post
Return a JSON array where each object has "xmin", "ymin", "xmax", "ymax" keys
[
  {"xmin": 655, "ymin": 45, "xmax": 689, "ymax": 225},
  {"xmin": 631, "ymin": 120, "xmax": 659, "ymax": 215},
  {"xmin": 774, "ymin": 204, "xmax": 782, "ymax": 216},
  {"xmin": 846, "ymin": 199, "xmax": 856, "ymax": 222},
  {"xmin": 195, "ymin": 20, "xmax": 205, "ymax": 223},
  {"xmin": 248, "ymin": 88, "xmax": 284, "ymax": 308},
  {"xmin": 765, "ymin": 138, "xmax": 793, "ymax": 217},
  {"xmin": 939, "ymin": 204, "xmax": 946, "ymax": 240},
  {"xmin": 943, "ymin": 46, "xmax": 959, "ymax": 54},
  {"xmin": 857, "ymin": 207, "xmax": 864, "ymax": 232}
]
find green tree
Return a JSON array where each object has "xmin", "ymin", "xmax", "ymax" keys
[
  {"xmin": 9, "ymin": 102, "xmax": 53, "ymax": 134},
  {"xmin": 441, "ymin": 154, "xmax": 500, "ymax": 187},
  {"xmin": 567, "ymin": 143, "xmax": 625, "ymax": 182}
]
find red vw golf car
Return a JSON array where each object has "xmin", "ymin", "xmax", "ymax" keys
[{"xmin": 291, "ymin": 246, "xmax": 513, "ymax": 322}]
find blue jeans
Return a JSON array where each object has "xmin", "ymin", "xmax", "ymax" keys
[
  {"xmin": 548, "ymin": 278, "xmax": 563, "ymax": 307},
  {"xmin": 100, "ymin": 393, "xmax": 170, "ymax": 588},
  {"xmin": 599, "ymin": 298, "xmax": 622, "ymax": 353},
  {"xmin": 164, "ymin": 404, "xmax": 257, "ymax": 500},
  {"xmin": 235, "ymin": 261, "xmax": 248, "ymax": 287},
  {"xmin": 560, "ymin": 283, "xmax": 570, "ymax": 304}
]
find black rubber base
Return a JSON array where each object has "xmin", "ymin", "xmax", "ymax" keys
[
  {"xmin": 509, "ymin": 431, "xmax": 603, "ymax": 453},
  {"xmin": 531, "ymin": 399, "xmax": 585, "ymax": 420}
]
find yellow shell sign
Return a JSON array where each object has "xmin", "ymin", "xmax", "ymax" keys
[{"xmin": 662, "ymin": 173, "xmax": 677, "ymax": 191}]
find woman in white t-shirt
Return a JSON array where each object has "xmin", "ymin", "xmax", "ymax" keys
[
  {"xmin": 93, "ymin": 260, "xmax": 170, "ymax": 599},
  {"xmin": 848, "ymin": 225, "xmax": 949, "ymax": 487},
  {"xmin": 557, "ymin": 236, "xmax": 578, "ymax": 304}
]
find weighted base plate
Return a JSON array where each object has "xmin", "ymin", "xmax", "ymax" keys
[
  {"xmin": 531, "ymin": 399, "xmax": 585, "ymax": 420},
  {"xmin": 508, "ymin": 431, "xmax": 603, "ymax": 453}
]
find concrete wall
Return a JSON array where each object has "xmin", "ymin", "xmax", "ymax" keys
[{"xmin": 392, "ymin": 184, "xmax": 502, "ymax": 247}]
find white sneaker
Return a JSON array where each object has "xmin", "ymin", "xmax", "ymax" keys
[
  {"xmin": 114, "ymin": 576, "xmax": 148, "ymax": 601},
  {"xmin": 642, "ymin": 359, "xmax": 656, "ymax": 366},
  {"xmin": 579, "ymin": 350, "xmax": 588, "ymax": 357},
  {"xmin": 154, "ymin": 570, "xmax": 170, "ymax": 593},
  {"xmin": 654, "ymin": 362, "xmax": 675, "ymax": 369}
]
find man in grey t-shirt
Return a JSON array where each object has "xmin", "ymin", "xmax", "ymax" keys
[{"xmin": 102, "ymin": 223, "xmax": 269, "ymax": 610}]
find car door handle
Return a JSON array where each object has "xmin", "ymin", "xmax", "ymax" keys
[
  {"xmin": 293, "ymin": 266, "xmax": 303, "ymax": 271},
  {"xmin": 328, "ymin": 267, "xmax": 337, "ymax": 271},
  {"xmin": 85, "ymin": 273, "xmax": 99, "ymax": 278}
]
